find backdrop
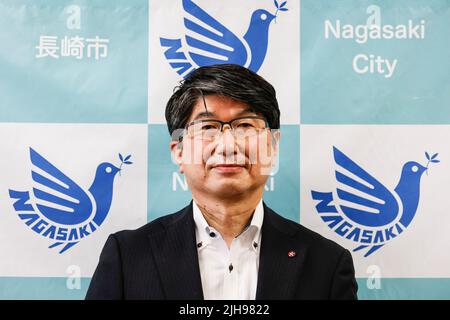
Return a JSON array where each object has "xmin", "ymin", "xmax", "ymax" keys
[{"xmin": 0, "ymin": 0, "xmax": 449, "ymax": 299}]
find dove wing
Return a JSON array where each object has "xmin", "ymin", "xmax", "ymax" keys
[
  {"xmin": 333, "ymin": 146, "xmax": 399, "ymax": 227},
  {"xmin": 30, "ymin": 148, "xmax": 93, "ymax": 225},
  {"xmin": 182, "ymin": 0, "xmax": 247, "ymax": 66}
]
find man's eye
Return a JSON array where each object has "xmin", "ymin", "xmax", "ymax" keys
[
  {"xmin": 237, "ymin": 123, "xmax": 255, "ymax": 128},
  {"xmin": 201, "ymin": 124, "xmax": 218, "ymax": 130}
]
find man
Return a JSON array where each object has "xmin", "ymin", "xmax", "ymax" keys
[{"xmin": 86, "ymin": 64, "xmax": 358, "ymax": 300}]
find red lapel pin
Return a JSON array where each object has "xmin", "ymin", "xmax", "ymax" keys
[{"xmin": 288, "ymin": 250, "xmax": 296, "ymax": 258}]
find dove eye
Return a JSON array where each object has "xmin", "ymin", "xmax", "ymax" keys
[
  {"xmin": 261, "ymin": 13, "xmax": 267, "ymax": 20},
  {"xmin": 105, "ymin": 166, "xmax": 112, "ymax": 173},
  {"xmin": 411, "ymin": 165, "xmax": 418, "ymax": 173}
]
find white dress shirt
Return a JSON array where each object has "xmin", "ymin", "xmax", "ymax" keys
[{"xmin": 193, "ymin": 199, "xmax": 264, "ymax": 300}]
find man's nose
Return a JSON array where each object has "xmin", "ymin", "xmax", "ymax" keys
[{"xmin": 215, "ymin": 125, "xmax": 238, "ymax": 156}]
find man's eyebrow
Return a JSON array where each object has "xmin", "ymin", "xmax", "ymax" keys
[
  {"xmin": 235, "ymin": 107, "xmax": 257, "ymax": 116},
  {"xmin": 191, "ymin": 107, "xmax": 257, "ymax": 121}
]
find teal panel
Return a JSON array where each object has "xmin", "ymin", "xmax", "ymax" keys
[
  {"xmin": 0, "ymin": 277, "xmax": 90, "ymax": 300},
  {"xmin": 301, "ymin": 0, "xmax": 450, "ymax": 124},
  {"xmin": 148, "ymin": 124, "xmax": 300, "ymax": 222},
  {"xmin": 0, "ymin": 0, "xmax": 148, "ymax": 123},
  {"xmin": 357, "ymin": 278, "xmax": 450, "ymax": 300}
]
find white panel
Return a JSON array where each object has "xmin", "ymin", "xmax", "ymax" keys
[
  {"xmin": 300, "ymin": 125, "xmax": 450, "ymax": 277},
  {"xmin": 0, "ymin": 123, "xmax": 148, "ymax": 277},
  {"xmin": 148, "ymin": 0, "xmax": 300, "ymax": 125}
]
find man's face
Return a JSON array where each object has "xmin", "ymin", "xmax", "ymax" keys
[{"xmin": 170, "ymin": 94, "xmax": 279, "ymax": 199}]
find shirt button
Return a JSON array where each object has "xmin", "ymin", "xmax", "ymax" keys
[
  {"xmin": 228, "ymin": 263, "xmax": 233, "ymax": 272},
  {"xmin": 197, "ymin": 242, "xmax": 202, "ymax": 248},
  {"xmin": 253, "ymin": 242, "xmax": 258, "ymax": 248},
  {"xmin": 209, "ymin": 232, "xmax": 216, "ymax": 238}
]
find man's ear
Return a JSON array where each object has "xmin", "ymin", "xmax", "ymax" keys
[
  {"xmin": 169, "ymin": 140, "xmax": 184, "ymax": 174},
  {"xmin": 269, "ymin": 130, "xmax": 280, "ymax": 175},
  {"xmin": 271, "ymin": 129, "xmax": 280, "ymax": 155}
]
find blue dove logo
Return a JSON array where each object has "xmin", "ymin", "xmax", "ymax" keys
[
  {"xmin": 8, "ymin": 148, "xmax": 132, "ymax": 254},
  {"xmin": 311, "ymin": 147, "xmax": 439, "ymax": 257},
  {"xmin": 160, "ymin": 0, "xmax": 288, "ymax": 78}
]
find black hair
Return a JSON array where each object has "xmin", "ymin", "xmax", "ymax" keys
[{"xmin": 165, "ymin": 64, "xmax": 280, "ymax": 136}]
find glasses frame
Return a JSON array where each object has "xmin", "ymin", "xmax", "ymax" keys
[{"xmin": 182, "ymin": 116, "xmax": 270, "ymax": 141}]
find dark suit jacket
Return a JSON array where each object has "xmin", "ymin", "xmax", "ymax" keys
[{"xmin": 86, "ymin": 201, "xmax": 358, "ymax": 300}]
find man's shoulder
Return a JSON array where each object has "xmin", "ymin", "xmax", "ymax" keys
[
  {"xmin": 265, "ymin": 205, "xmax": 347, "ymax": 256},
  {"xmin": 110, "ymin": 205, "xmax": 190, "ymax": 246}
]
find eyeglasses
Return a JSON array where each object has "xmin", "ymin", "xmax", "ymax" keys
[{"xmin": 182, "ymin": 116, "xmax": 269, "ymax": 141}]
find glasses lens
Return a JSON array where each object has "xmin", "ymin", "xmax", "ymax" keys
[
  {"xmin": 232, "ymin": 118, "xmax": 267, "ymax": 137},
  {"xmin": 188, "ymin": 121, "xmax": 221, "ymax": 139}
]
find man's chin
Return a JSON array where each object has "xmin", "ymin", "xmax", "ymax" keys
[{"xmin": 207, "ymin": 183, "xmax": 248, "ymax": 197}]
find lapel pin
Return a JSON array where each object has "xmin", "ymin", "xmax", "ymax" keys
[{"xmin": 288, "ymin": 250, "xmax": 296, "ymax": 258}]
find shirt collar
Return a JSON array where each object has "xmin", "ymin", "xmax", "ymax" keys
[{"xmin": 193, "ymin": 199, "xmax": 264, "ymax": 252}]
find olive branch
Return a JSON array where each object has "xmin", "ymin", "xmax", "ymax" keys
[{"xmin": 119, "ymin": 153, "xmax": 133, "ymax": 176}]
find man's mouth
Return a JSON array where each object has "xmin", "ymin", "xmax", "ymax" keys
[{"xmin": 211, "ymin": 164, "xmax": 247, "ymax": 173}]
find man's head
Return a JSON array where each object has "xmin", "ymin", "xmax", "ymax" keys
[{"xmin": 166, "ymin": 64, "xmax": 280, "ymax": 200}]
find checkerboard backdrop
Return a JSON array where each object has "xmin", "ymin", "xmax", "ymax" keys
[{"xmin": 0, "ymin": 0, "xmax": 449, "ymax": 299}]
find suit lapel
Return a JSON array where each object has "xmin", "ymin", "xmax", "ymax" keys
[
  {"xmin": 256, "ymin": 203, "xmax": 308, "ymax": 299},
  {"xmin": 148, "ymin": 202, "xmax": 204, "ymax": 299}
]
